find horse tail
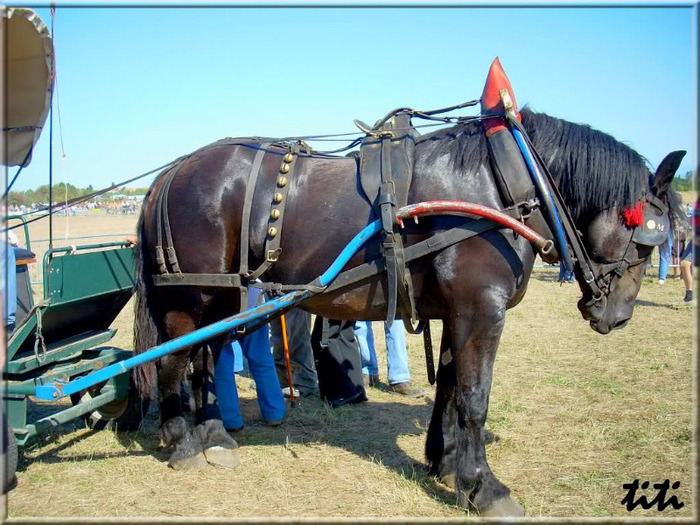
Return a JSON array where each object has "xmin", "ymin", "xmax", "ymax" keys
[{"xmin": 132, "ymin": 191, "xmax": 159, "ymax": 400}]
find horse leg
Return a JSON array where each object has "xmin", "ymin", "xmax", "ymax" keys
[
  {"xmin": 190, "ymin": 339, "xmax": 241, "ymax": 470},
  {"xmin": 447, "ymin": 308, "xmax": 524, "ymax": 517},
  {"xmin": 426, "ymin": 322, "xmax": 498, "ymax": 490},
  {"xmin": 158, "ymin": 311, "xmax": 207, "ymax": 471},
  {"xmin": 425, "ymin": 322, "xmax": 459, "ymax": 488}
]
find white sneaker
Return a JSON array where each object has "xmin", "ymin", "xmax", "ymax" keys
[{"xmin": 658, "ymin": 279, "xmax": 665, "ymax": 285}]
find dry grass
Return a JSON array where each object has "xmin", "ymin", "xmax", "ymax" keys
[{"xmin": 3, "ymin": 214, "xmax": 695, "ymax": 519}]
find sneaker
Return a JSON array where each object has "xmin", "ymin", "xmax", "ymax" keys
[
  {"xmin": 389, "ymin": 382, "xmax": 428, "ymax": 397},
  {"xmin": 264, "ymin": 419, "xmax": 283, "ymax": 427},
  {"xmin": 659, "ymin": 279, "xmax": 666, "ymax": 285},
  {"xmin": 682, "ymin": 290, "xmax": 695, "ymax": 306},
  {"xmin": 281, "ymin": 387, "xmax": 300, "ymax": 398}
]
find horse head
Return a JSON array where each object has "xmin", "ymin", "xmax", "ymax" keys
[{"xmin": 576, "ymin": 150, "xmax": 686, "ymax": 334}]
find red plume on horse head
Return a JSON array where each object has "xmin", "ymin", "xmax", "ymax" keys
[{"xmin": 481, "ymin": 57, "xmax": 521, "ymax": 136}]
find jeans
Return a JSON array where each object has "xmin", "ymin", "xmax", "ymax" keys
[
  {"xmin": 214, "ymin": 288, "xmax": 285, "ymax": 429},
  {"xmin": 354, "ymin": 321, "xmax": 410, "ymax": 385},
  {"xmin": 558, "ymin": 261, "xmax": 574, "ymax": 282},
  {"xmin": 1, "ymin": 242, "xmax": 16, "ymax": 327},
  {"xmin": 658, "ymin": 232, "xmax": 672, "ymax": 280},
  {"xmin": 270, "ymin": 308, "xmax": 318, "ymax": 394}
]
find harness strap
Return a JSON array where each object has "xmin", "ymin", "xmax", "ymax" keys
[
  {"xmin": 153, "ymin": 160, "xmax": 187, "ymax": 274},
  {"xmin": 506, "ymin": 114, "xmax": 606, "ymax": 299},
  {"xmin": 248, "ymin": 143, "xmax": 301, "ymax": 281},
  {"xmin": 379, "ymin": 134, "xmax": 401, "ymax": 326},
  {"xmin": 421, "ymin": 320, "xmax": 436, "ymax": 386},
  {"xmin": 153, "ymin": 273, "xmax": 243, "ymax": 288},
  {"xmin": 323, "ymin": 216, "xmax": 502, "ymax": 294},
  {"xmin": 238, "ymin": 143, "xmax": 271, "ymax": 310}
]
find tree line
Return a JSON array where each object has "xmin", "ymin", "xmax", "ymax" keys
[
  {"xmin": 672, "ymin": 171, "xmax": 695, "ymax": 193},
  {"xmin": 8, "ymin": 183, "xmax": 148, "ymax": 208}
]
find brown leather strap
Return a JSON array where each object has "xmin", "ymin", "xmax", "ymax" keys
[
  {"xmin": 240, "ymin": 143, "xmax": 271, "ymax": 277},
  {"xmin": 153, "ymin": 273, "xmax": 243, "ymax": 288},
  {"xmin": 248, "ymin": 143, "xmax": 300, "ymax": 280},
  {"xmin": 238, "ymin": 143, "xmax": 271, "ymax": 310},
  {"xmin": 324, "ymin": 217, "xmax": 501, "ymax": 294}
]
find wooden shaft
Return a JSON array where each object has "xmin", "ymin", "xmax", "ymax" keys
[{"xmin": 280, "ymin": 314, "xmax": 295, "ymax": 405}]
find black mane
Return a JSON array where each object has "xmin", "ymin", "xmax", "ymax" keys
[{"xmin": 420, "ymin": 109, "xmax": 652, "ymax": 221}]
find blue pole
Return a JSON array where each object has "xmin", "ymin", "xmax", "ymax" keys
[
  {"xmin": 511, "ymin": 127, "xmax": 574, "ymax": 272},
  {"xmin": 35, "ymin": 219, "xmax": 384, "ymax": 401}
]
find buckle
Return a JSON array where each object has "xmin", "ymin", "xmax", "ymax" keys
[{"xmin": 266, "ymin": 249, "xmax": 281, "ymax": 263}]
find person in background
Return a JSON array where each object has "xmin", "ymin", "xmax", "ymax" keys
[
  {"xmin": 354, "ymin": 321, "xmax": 426, "ymax": 397},
  {"xmin": 657, "ymin": 231, "xmax": 672, "ymax": 285},
  {"xmin": 311, "ymin": 317, "xmax": 367, "ymax": 408},
  {"xmin": 670, "ymin": 225, "xmax": 686, "ymax": 278},
  {"xmin": 679, "ymin": 200, "xmax": 697, "ymax": 306},
  {"xmin": 0, "ymin": 239, "xmax": 17, "ymax": 334},
  {"xmin": 679, "ymin": 244, "xmax": 694, "ymax": 305},
  {"xmin": 214, "ymin": 287, "xmax": 285, "ymax": 431},
  {"xmin": 270, "ymin": 309, "xmax": 319, "ymax": 398}
]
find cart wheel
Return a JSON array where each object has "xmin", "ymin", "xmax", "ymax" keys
[
  {"xmin": 70, "ymin": 376, "xmax": 150, "ymax": 431},
  {"xmin": 1, "ymin": 416, "xmax": 18, "ymax": 494}
]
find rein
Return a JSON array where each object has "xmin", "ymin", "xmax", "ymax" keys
[{"xmin": 504, "ymin": 112, "xmax": 667, "ymax": 304}]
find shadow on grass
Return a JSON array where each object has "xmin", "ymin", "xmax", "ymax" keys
[
  {"xmin": 529, "ymin": 268, "xmax": 566, "ymax": 283},
  {"xmin": 18, "ymin": 399, "xmax": 165, "ymax": 469},
  {"xmin": 232, "ymin": 394, "xmax": 461, "ymax": 510},
  {"xmin": 635, "ymin": 299, "xmax": 685, "ymax": 310},
  {"xmin": 19, "ymin": 388, "xmax": 465, "ymax": 511}
]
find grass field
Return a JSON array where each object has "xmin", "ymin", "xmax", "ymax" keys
[{"xmin": 2, "ymin": 212, "xmax": 696, "ymax": 519}]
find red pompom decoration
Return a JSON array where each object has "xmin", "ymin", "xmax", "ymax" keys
[{"xmin": 622, "ymin": 202, "xmax": 645, "ymax": 227}]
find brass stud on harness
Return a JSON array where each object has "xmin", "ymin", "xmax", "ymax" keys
[
  {"xmin": 277, "ymin": 176, "xmax": 288, "ymax": 187},
  {"xmin": 273, "ymin": 192, "xmax": 284, "ymax": 203},
  {"xmin": 283, "ymin": 152, "xmax": 294, "ymax": 163},
  {"xmin": 268, "ymin": 227, "xmax": 278, "ymax": 237},
  {"xmin": 270, "ymin": 209, "xmax": 280, "ymax": 220},
  {"xmin": 280, "ymin": 163, "xmax": 290, "ymax": 174}
]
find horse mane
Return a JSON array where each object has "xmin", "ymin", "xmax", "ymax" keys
[{"xmin": 420, "ymin": 108, "xmax": 655, "ymax": 221}]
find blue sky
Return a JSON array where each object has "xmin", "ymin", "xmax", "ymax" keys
[{"xmin": 8, "ymin": 4, "xmax": 697, "ymax": 192}]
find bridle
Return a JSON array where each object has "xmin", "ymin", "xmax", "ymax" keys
[
  {"xmin": 503, "ymin": 112, "xmax": 671, "ymax": 306},
  {"xmin": 579, "ymin": 192, "xmax": 671, "ymax": 306}
]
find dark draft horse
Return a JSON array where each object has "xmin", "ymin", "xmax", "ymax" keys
[{"xmin": 133, "ymin": 108, "xmax": 683, "ymax": 516}]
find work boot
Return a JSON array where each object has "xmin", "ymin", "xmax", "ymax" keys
[
  {"xmin": 389, "ymin": 382, "xmax": 427, "ymax": 397},
  {"xmin": 363, "ymin": 374, "xmax": 380, "ymax": 388}
]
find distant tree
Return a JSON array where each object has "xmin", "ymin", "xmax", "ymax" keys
[{"xmin": 671, "ymin": 170, "xmax": 694, "ymax": 192}]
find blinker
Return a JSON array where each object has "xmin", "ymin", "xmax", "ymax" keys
[{"xmin": 631, "ymin": 196, "xmax": 670, "ymax": 247}]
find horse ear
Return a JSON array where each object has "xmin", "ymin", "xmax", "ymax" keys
[{"xmin": 652, "ymin": 150, "xmax": 686, "ymax": 195}]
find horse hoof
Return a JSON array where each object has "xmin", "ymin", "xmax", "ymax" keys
[
  {"xmin": 480, "ymin": 496, "xmax": 525, "ymax": 517},
  {"xmin": 168, "ymin": 451, "xmax": 208, "ymax": 471},
  {"xmin": 203, "ymin": 446, "xmax": 241, "ymax": 470},
  {"xmin": 441, "ymin": 473, "xmax": 456, "ymax": 490}
]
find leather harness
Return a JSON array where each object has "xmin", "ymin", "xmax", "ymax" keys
[
  {"xmin": 147, "ymin": 105, "xmax": 669, "ymax": 353},
  {"xmin": 147, "ymin": 111, "xmax": 550, "ymax": 322}
]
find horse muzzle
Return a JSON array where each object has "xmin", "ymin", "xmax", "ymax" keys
[{"xmin": 577, "ymin": 294, "xmax": 607, "ymax": 323}]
